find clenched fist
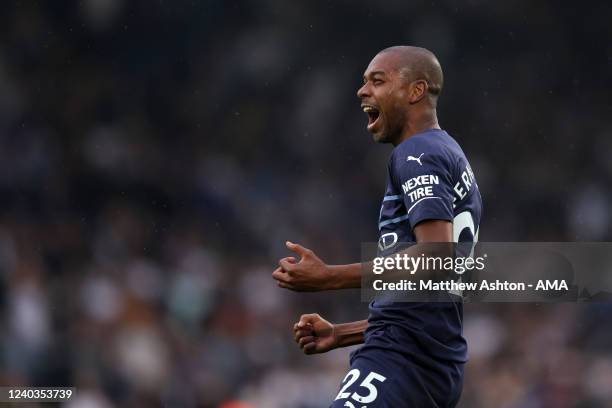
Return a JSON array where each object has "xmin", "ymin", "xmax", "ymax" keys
[{"xmin": 293, "ymin": 313, "xmax": 339, "ymax": 354}]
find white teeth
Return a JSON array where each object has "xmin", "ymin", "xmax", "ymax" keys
[{"xmin": 363, "ymin": 106, "xmax": 378, "ymax": 113}]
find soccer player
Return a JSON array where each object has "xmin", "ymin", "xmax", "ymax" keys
[{"xmin": 272, "ymin": 46, "xmax": 482, "ymax": 407}]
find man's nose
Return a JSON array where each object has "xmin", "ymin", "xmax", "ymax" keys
[{"xmin": 357, "ymin": 83, "xmax": 370, "ymax": 99}]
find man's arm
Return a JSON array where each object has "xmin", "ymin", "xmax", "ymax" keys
[{"xmin": 272, "ymin": 220, "xmax": 452, "ymax": 291}]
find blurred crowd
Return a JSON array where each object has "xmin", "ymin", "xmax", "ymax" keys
[{"xmin": 0, "ymin": 1, "xmax": 610, "ymax": 407}]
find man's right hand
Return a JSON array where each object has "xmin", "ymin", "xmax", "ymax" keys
[
  {"xmin": 272, "ymin": 242, "xmax": 336, "ymax": 291},
  {"xmin": 293, "ymin": 313, "xmax": 339, "ymax": 355}
]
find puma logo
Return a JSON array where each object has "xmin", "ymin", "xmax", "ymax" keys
[{"xmin": 407, "ymin": 153, "xmax": 424, "ymax": 166}]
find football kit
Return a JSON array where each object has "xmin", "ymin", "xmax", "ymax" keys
[{"xmin": 331, "ymin": 129, "xmax": 482, "ymax": 408}]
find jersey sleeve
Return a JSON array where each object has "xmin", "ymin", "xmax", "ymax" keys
[{"xmin": 392, "ymin": 150, "xmax": 455, "ymax": 229}]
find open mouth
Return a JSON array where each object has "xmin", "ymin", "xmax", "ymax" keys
[{"xmin": 362, "ymin": 104, "xmax": 380, "ymax": 131}]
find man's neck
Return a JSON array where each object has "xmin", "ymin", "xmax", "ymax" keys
[{"xmin": 393, "ymin": 112, "xmax": 440, "ymax": 146}]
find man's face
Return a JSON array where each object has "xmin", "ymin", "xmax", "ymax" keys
[{"xmin": 357, "ymin": 52, "xmax": 410, "ymax": 144}]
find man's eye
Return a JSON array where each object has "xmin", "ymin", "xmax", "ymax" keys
[{"xmin": 373, "ymin": 80, "xmax": 383, "ymax": 85}]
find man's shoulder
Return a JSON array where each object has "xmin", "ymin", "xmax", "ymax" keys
[
  {"xmin": 393, "ymin": 130, "xmax": 457, "ymax": 157},
  {"xmin": 390, "ymin": 130, "xmax": 458, "ymax": 171}
]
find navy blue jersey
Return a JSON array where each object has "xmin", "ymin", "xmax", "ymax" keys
[
  {"xmin": 332, "ymin": 129, "xmax": 481, "ymax": 407},
  {"xmin": 367, "ymin": 128, "xmax": 481, "ymax": 377}
]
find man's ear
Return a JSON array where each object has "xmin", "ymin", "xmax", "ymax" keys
[{"xmin": 408, "ymin": 80, "xmax": 428, "ymax": 104}]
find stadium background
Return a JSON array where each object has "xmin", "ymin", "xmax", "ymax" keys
[{"xmin": 0, "ymin": 1, "xmax": 610, "ymax": 407}]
